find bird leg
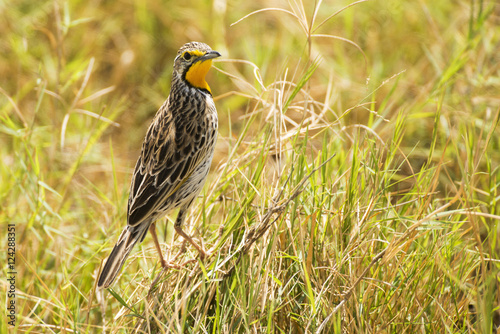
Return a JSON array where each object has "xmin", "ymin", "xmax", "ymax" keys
[
  {"xmin": 148, "ymin": 222, "xmax": 185, "ymax": 292},
  {"xmin": 174, "ymin": 225, "xmax": 211, "ymax": 259},
  {"xmin": 149, "ymin": 223, "xmax": 180, "ymax": 269},
  {"xmin": 175, "ymin": 208, "xmax": 211, "ymax": 260}
]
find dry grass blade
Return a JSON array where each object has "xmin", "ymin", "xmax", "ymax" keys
[
  {"xmin": 0, "ymin": 86, "xmax": 27, "ymax": 127},
  {"xmin": 311, "ymin": 34, "xmax": 368, "ymax": 71},
  {"xmin": 61, "ymin": 57, "xmax": 95, "ymax": 148},
  {"xmin": 312, "ymin": 0, "xmax": 373, "ymax": 33},
  {"xmin": 230, "ymin": 8, "xmax": 299, "ymax": 27}
]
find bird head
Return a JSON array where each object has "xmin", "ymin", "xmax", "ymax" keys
[{"xmin": 174, "ymin": 42, "xmax": 221, "ymax": 94}]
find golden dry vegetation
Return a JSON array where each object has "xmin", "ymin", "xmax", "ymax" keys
[{"xmin": 2, "ymin": 0, "xmax": 500, "ymax": 332}]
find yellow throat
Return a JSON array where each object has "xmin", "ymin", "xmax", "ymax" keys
[{"xmin": 185, "ymin": 59, "xmax": 213, "ymax": 93}]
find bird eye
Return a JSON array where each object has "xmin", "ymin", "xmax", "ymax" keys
[{"xmin": 183, "ymin": 52, "xmax": 192, "ymax": 60}]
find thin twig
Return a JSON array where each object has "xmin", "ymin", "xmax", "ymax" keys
[{"xmin": 223, "ymin": 153, "xmax": 336, "ymax": 277}]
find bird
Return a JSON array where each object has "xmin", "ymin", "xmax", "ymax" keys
[{"xmin": 97, "ymin": 41, "xmax": 221, "ymax": 289}]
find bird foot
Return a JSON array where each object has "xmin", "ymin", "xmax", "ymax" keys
[
  {"xmin": 148, "ymin": 259, "xmax": 184, "ymax": 294},
  {"xmin": 159, "ymin": 258, "xmax": 181, "ymax": 270}
]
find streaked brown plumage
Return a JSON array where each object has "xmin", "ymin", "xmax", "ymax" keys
[{"xmin": 97, "ymin": 42, "xmax": 220, "ymax": 288}]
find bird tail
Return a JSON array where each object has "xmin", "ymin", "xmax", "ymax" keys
[{"xmin": 97, "ymin": 224, "xmax": 149, "ymax": 288}]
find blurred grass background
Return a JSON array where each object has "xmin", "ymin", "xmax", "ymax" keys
[{"xmin": 1, "ymin": 0, "xmax": 500, "ymax": 332}]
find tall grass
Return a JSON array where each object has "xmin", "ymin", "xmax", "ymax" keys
[{"xmin": 1, "ymin": 0, "xmax": 499, "ymax": 333}]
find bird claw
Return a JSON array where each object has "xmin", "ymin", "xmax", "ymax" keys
[
  {"xmin": 159, "ymin": 258, "xmax": 181, "ymax": 270},
  {"xmin": 198, "ymin": 246, "xmax": 212, "ymax": 260}
]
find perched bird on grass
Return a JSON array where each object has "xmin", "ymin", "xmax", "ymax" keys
[{"xmin": 97, "ymin": 42, "xmax": 220, "ymax": 288}]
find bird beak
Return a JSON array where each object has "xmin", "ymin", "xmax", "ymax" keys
[{"xmin": 199, "ymin": 50, "xmax": 221, "ymax": 62}]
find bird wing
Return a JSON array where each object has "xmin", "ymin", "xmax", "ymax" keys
[{"xmin": 126, "ymin": 100, "xmax": 212, "ymax": 227}]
